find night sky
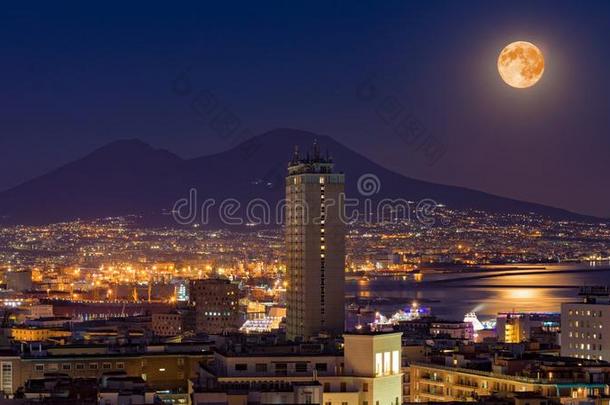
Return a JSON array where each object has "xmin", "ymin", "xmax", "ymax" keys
[{"xmin": 2, "ymin": 1, "xmax": 609, "ymax": 217}]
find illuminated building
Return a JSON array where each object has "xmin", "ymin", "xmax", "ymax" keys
[
  {"xmin": 239, "ymin": 306, "xmax": 286, "ymax": 333},
  {"xmin": 395, "ymin": 316, "xmax": 474, "ymax": 341},
  {"xmin": 239, "ymin": 318, "xmax": 278, "ymax": 334},
  {"xmin": 496, "ymin": 312, "xmax": 559, "ymax": 343},
  {"xmin": 0, "ymin": 343, "xmax": 210, "ymax": 397},
  {"xmin": 561, "ymin": 286, "xmax": 610, "ymax": 361},
  {"xmin": 285, "ymin": 142, "xmax": 345, "ymax": 341},
  {"xmin": 189, "ymin": 278, "xmax": 239, "ymax": 334},
  {"xmin": 171, "ymin": 278, "xmax": 189, "ymax": 302},
  {"xmin": 192, "ymin": 331, "xmax": 403, "ymax": 405},
  {"xmin": 430, "ymin": 320, "xmax": 474, "ymax": 340},
  {"xmin": 409, "ymin": 362, "xmax": 608, "ymax": 403},
  {"xmin": 11, "ymin": 327, "xmax": 71, "ymax": 342}
]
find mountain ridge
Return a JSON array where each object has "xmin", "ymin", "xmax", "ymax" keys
[{"xmin": 0, "ymin": 128, "xmax": 602, "ymax": 225}]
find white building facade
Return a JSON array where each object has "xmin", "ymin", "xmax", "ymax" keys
[{"xmin": 561, "ymin": 287, "xmax": 610, "ymax": 361}]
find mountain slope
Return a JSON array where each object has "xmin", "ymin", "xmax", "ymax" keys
[
  {"xmin": 0, "ymin": 139, "xmax": 189, "ymax": 224},
  {"xmin": 0, "ymin": 129, "xmax": 598, "ymax": 225}
]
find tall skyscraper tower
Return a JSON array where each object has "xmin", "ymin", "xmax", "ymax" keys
[{"xmin": 285, "ymin": 142, "xmax": 345, "ymax": 341}]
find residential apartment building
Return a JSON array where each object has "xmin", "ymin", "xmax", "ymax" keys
[
  {"xmin": 497, "ymin": 312, "xmax": 560, "ymax": 343},
  {"xmin": 0, "ymin": 343, "xmax": 211, "ymax": 397},
  {"xmin": 430, "ymin": 320, "xmax": 474, "ymax": 340},
  {"xmin": 189, "ymin": 278, "xmax": 240, "ymax": 334},
  {"xmin": 409, "ymin": 362, "xmax": 608, "ymax": 403},
  {"xmin": 192, "ymin": 331, "xmax": 403, "ymax": 405},
  {"xmin": 561, "ymin": 286, "xmax": 610, "ymax": 361}
]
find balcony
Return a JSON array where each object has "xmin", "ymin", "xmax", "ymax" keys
[
  {"xmin": 418, "ymin": 391, "xmax": 446, "ymax": 401},
  {"xmin": 419, "ymin": 376, "xmax": 446, "ymax": 387},
  {"xmin": 452, "ymin": 380, "xmax": 479, "ymax": 389}
]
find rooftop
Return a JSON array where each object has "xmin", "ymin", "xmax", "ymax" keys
[{"xmin": 287, "ymin": 141, "xmax": 336, "ymax": 175}]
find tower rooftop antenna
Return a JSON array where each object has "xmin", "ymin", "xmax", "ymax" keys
[
  {"xmin": 313, "ymin": 139, "xmax": 320, "ymax": 160},
  {"xmin": 291, "ymin": 145, "xmax": 300, "ymax": 164}
]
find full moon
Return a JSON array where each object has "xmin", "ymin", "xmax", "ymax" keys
[{"xmin": 497, "ymin": 41, "xmax": 544, "ymax": 88}]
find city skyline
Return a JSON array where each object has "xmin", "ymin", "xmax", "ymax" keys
[{"xmin": 1, "ymin": 2, "xmax": 610, "ymax": 404}]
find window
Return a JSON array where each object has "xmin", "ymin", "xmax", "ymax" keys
[
  {"xmin": 62, "ymin": 364, "xmax": 71, "ymax": 371},
  {"xmin": 102, "ymin": 362, "xmax": 112, "ymax": 369},
  {"xmin": 255, "ymin": 363, "xmax": 267, "ymax": 372},
  {"xmin": 392, "ymin": 350, "xmax": 400, "ymax": 374},
  {"xmin": 295, "ymin": 362, "xmax": 308, "ymax": 372},
  {"xmin": 275, "ymin": 363, "xmax": 287, "ymax": 375},
  {"xmin": 177, "ymin": 358, "xmax": 185, "ymax": 366},
  {"xmin": 76, "ymin": 363, "xmax": 85, "ymax": 370},
  {"xmin": 375, "ymin": 352, "xmax": 382, "ymax": 376},
  {"xmin": 89, "ymin": 363, "xmax": 98, "ymax": 370},
  {"xmin": 384, "ymin": 352, "xmax": 391, "ymax": 375},
  {"xmin": 34, "ymin": 364, "xmax": 44, "ymax": 372},
  {"xmin": 1, "ymin": 362, "xmax": 12, "ymax": 393},
  {"xmin": 116, "ymin": 362, "xmax": 124, "ymax": 369},
  {"xmin": 315, "ymin": 363, "xmax": 327, "ymax": 372},
  {"xmin": 323, "ymin": 382, "xmax": 330, "ymax": 392},
  {"xmin": 363, "ymin": 382, "xmax": 369, "ymax": 392},
  {"xmin": 234, "ymin": 363, "xmax": 247, "ymax": 371},
  {"xmin": 340, "ymin": 382, "xmax": 347, "ymax": 392}
]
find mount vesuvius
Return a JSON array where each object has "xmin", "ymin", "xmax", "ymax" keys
[{"xmin": 0, "ymin": 129, "xmax": 598, "ymax": 226}]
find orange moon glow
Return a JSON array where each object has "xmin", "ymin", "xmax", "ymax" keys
[{"xmin": 497, "ymin": 41, "xmax": 544, "ymax": 88}]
